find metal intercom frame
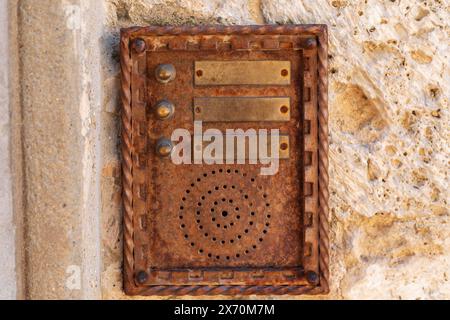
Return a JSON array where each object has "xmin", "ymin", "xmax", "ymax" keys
[{"xmin": 120, "ymin": 25, "xmax": 329, "ymax": 296}]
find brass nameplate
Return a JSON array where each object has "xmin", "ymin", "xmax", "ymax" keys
[
  {"xmin": 195, "ymin": 61, "xmax": 291, "ymax": 86},
  {"xmin": 194, "ymin": 97, "xmax": 291, "ymax": 122},
  {"xmin": 197, "ymin": 134, "xmax": 290, "ymax": 160}
]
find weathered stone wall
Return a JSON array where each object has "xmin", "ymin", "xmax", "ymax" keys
[
  {"xmin": 0, "ymin": 0, "xmax": 17, "ymax": 300},
  {"xmin": 6, "ymin": 0, "xmax": 448, "ymax": 299},
  {"xmin": 17, "ymin": 0, "xmax": 104, "ymax": 299},
  {"xmin": 100, "ymin": 0, "xmax": 449, "ymax": 299}
]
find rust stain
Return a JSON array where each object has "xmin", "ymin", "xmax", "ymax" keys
[{"xmin": 121, "ymin": 25, "xmax": 329, "ymax": 296}]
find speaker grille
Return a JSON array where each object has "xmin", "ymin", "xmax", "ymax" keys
[{"xmin": 179, "ymin": 169, "xmax": 272, "ymax": 261}]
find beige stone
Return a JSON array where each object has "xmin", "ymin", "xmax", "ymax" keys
[
  {"xmin": 410, "ymin": 49, "xmax": 433, "ymax": 64},
  {"xmin": 261, "ymin": 0, "xmax": 449, "ymax": 299},
  {"xmin": 333, "ymin": 83, "xmax": 387, "ymax": 143},
  {"xmin": 2, "ymin": 0, "xmax": 449, "ymax": 300}
]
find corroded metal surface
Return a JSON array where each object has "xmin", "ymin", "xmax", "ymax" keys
[
  {"xmin": 199, "ymin": 134, "xmax": 290, "ymax": 160},
  {"xmin": 120, "ymin": 30, "xmax": 134, "ymax": 294},
  {"xmin": 121, "ymin": 25, "xmax": 329, "ymax": 296}
]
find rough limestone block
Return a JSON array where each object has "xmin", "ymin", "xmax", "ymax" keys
[
  {"xmin": 98, "ymin": 0, "xmax": 449, "ymax": 299},
  {"xmin": 262, "ymin": 0, "xmax": 450, "ymax": 299}
]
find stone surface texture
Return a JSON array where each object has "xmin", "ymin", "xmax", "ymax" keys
[
  {"xmin": 100, "ymin": 0, "xmax": 449, "ymax": 300},
  {"xmin": 18, "ymin": 0, "xmax": 103, "ymax": 299},
  {"xmin": 0, "ymin": 0, "xmax": 17, "ymax": 300},
  {"xmin": 8, "ymin": 0, "xmax": 448, "ymax": 299}
]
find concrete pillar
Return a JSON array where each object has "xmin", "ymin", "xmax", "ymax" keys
[
  {"xmin": 4, "ymin": 0, "xmax": 449, "ymax": 300},
  {"xmin": 0, "ymin": 0, "xmax": 18, "ymax": 300},
  {"xmin": 18, "ymin": 0, "xmax": 104, "ymax": 299}
]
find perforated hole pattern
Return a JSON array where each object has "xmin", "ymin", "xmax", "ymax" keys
[{"xmin": 179, "ymin": 169, "xmax": 271, "ymax": 261}]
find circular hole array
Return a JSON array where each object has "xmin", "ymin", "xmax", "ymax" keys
[{"xmin": 180, "ymin": 169, "xmax": 271, "ymax": 260}]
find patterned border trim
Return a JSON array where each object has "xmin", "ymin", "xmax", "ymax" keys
[
  {"xmin": 317, "ymin": 28, "xmax": 330, "ymax": 294},
  {"xmin": 121, "ymin": 25, "xmax": 329, "ymax": 296},
  {"xmin": 122, "ymin": 25, "xmax": 325, "ymax": 37},
  {"xmin": 120, "ymin": 29, "xmax": 135, "ymax": 294}
]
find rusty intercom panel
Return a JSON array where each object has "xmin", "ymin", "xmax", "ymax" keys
[{"xmin": 120, "ymin": 25, "xmax": 329, "ymax": 296}]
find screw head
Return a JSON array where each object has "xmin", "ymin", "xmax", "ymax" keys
[
  {"xmin": 155, "ymin": 100, "xmax": 175, "ymax": 120},
  {"xmin": 156, "ymin": 138, "xmax": 174, "ymax": 157},
  {"xmin": 132, "ymin": 38, "xmax": 147, "ymax": 54},
  {"xmin": 305, "ymin": 38, "xmax": 317, "ymax": 49},
  {"xmin": 155, "ymin": 64, "xmax": 176, "ymax": 83},
  {"xmin": 280, "ymin": 142, "xmax": 289, "ymax": 151},
  {"xmin": 136, "ymin": 271, "xmax": 148, "ymax": 284},
  {"xmin": 306, "ymin": 271, "xmax": 319, "ymax": 285}
]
